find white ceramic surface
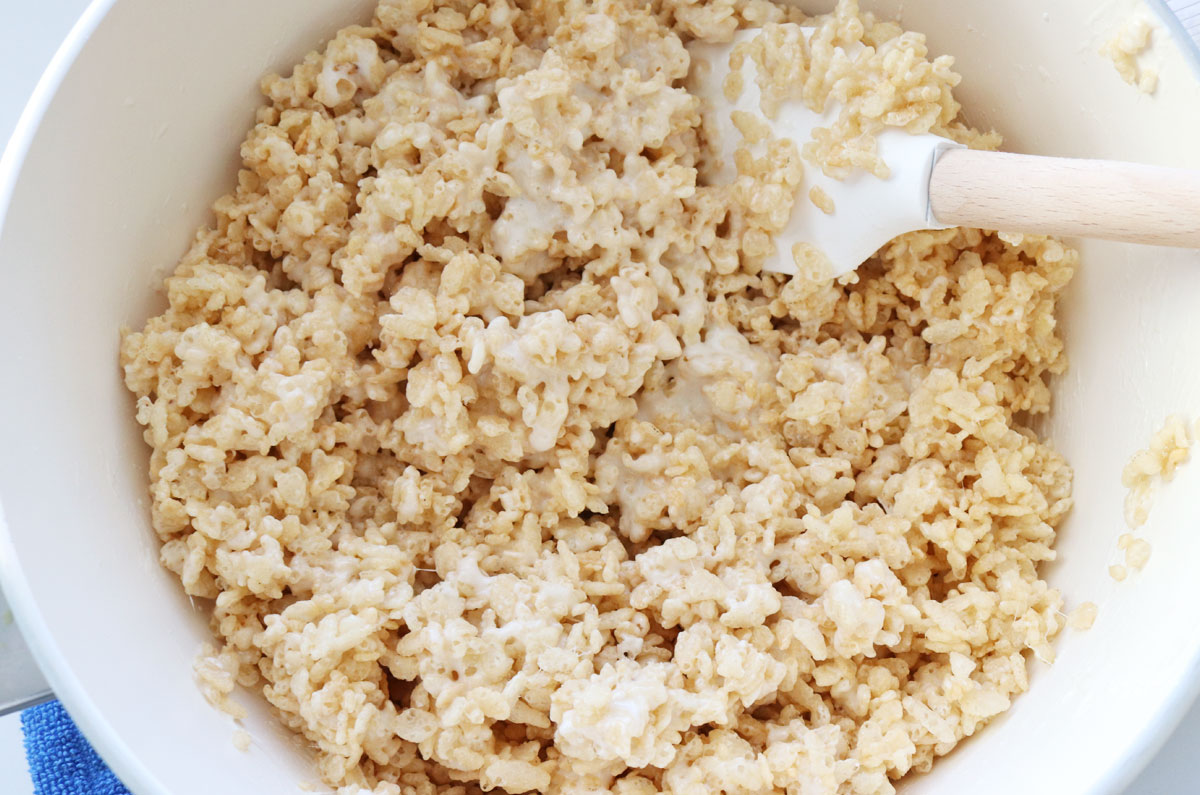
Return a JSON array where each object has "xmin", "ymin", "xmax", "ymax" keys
[
  {"xmin": 0, "ymin": 0, "xmax": 89, "ymax": 720},
  {"xmin": 0, "ymin": 1, "xmax": 1199, "ymax": 794}
]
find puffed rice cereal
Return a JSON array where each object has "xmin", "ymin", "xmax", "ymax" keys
[
  {"xmin": 121, "ymin": 1, "xmax": 1077, "ymax": 793},
  {"xmin": 1068, "ymin": 602, "xmax": 1098, "ymax": 632},
  {"xmin": 1121, "ymin": 414, "xmax": 1192, "ymax": 529},
  {"xmin": 1101, "ymin": 12, "xmax": 1160, "ymax": 95}
]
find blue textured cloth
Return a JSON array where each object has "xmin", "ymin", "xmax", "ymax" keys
[{"xmin": 20, "ymin": 701, "xmax": 130, "ymax": 795}]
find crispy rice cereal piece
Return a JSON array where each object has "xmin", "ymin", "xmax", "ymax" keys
[
  {"xmin": 1122, "ymin": 414, "xmax": 1192, "ymax": 529},
  {"xmin": 809, "ymin": 185, "xmax": 836, "ymax": 215},
  {"xmin": 1068, "ymin": 602, "xmax": 1098, "ymax": 632},
  {"xmin": 121, "ymin": 1, "xmax": 1076, "ymax": 793},
  {"xmin": 1101, "ymin": 13, "xmax": 1159, "ymax": 95},
  {"xmin": 1125, "ymin": 537, "xmax": 1153, "ymax": 572}
]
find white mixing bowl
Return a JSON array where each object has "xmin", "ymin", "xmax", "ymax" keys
[{"xmin": 2, "ymin": 0, "xmax": 1200, "ymax": 793}]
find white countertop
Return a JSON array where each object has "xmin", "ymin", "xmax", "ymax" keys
[{"xmin": 0, "ymin": 2, "xmax": 1197, "ymax": 793}]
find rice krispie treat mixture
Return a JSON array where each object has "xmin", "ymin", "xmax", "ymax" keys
[{"xmin": 120, "ymin": 1, "xmax": 1076, "ymax": 793}]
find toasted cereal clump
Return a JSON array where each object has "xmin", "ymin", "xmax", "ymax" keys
[
  {"xmin": 121, "ymin": 1, "xmax": 1076, "ymax": 793},
  {"xmin": 1114, "ymin": 415, "xmax": 1193, "ymax": 579},
  {"xmin": 1122, "ymin": 414, "xmax": 1192, "ymax": 529},
  {"xmin": 1101, "ymin": 13, "xmax": 1159, "ymax": 95}
]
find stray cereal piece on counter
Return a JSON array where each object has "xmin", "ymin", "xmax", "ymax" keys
[
  {"xmin": 1109, "ymin": 564, "xmax": 1129, "ymax": 582},
  {"xmin": 1101, "ymin": 13, "xmax": 1159, "ymax": 94},
  {"xmin": 1069, "ymin": 602, "xmax": 1099, "ymax": 631},
  {"xmin": 232, "ymin": 729, "xmax": 252, "ymax": 752},
  {"xmin": 119, "ymin": 1, "xmax": 1078, "ymax": 793}
]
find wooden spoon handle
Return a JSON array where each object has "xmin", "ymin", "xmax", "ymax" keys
[{"xmin": 929, "ymin": 148, "xmax": 1200, "ymax": 247}]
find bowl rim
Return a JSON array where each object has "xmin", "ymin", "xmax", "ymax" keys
[
  {"xmin": 0, "ymin": 2, "xmax": 1198, "ymax": 794},
  {"xmin": 1147, "ymin": 0, "xmax": 1200, "ymax": 80},
  {"xmin": 0, "ymin": 2, "xmax": 176, "ymax": 794}
]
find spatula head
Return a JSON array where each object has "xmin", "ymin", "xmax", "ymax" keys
[{"xmin": 686, "ymin": 26, "xmax": 961, "ymax": 278}]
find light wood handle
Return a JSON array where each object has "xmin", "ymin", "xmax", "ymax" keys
[{"xmin": 929, "ymin": 149, "xmax": 1200, "ymax": 247}]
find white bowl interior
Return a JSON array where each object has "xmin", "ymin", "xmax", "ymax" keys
[{"xmin": 1, "ymin": 0, "xmax": 1199, "ymax": 793}]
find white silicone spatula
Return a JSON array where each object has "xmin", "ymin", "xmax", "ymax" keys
[{"xmin": 688, "ymin": 26, "xmax": 1200, "ymax": 277}]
